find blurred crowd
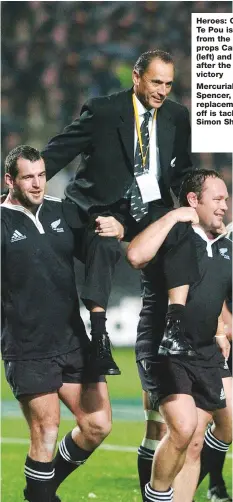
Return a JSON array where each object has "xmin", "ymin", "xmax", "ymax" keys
[{"xmin": 2, "ymin": 1, "xmax": 232, "ymax": 220}]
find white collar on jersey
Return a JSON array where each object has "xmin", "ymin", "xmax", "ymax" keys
[
  {"xmin": 1, "ymin": 201, "xmax": 44, "ymax": 233},
  {"xmin": 192, "ymin": 225, "xmax": 227, "ymax": 258}
]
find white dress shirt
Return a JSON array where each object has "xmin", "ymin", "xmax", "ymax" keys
[{"xmin": 134, "ymin": 94, "xmax": 161, "ymax": 182}]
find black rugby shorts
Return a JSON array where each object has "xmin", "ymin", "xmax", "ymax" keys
[
  {"xmin": 137, "ymin": 357, "xmax": 229, "ymax": 412},
  {"xmin": 4, "ymin": 347, "xmax": 105, "ymax": 400}
]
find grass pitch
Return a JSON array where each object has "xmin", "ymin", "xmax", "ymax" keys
[{"xmin": 1, "ymin": 348, "xmax": 232, "ymax": 501}]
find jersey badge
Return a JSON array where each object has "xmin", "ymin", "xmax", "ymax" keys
[
  {"xmin": 51, "ymin": 219, "xmax": 64, "ymax": 233},
  {"xmin": 219, "ymin": 248, "xmax": 230, "ymax": 260}
]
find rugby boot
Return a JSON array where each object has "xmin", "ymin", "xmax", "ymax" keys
[
  {"xmin": 52, "ymin": 496, "xmax": 62, "ymax": 502},
  {"xmin": 90, "ymin": 333, "xmax": 121, "ymax": 375},
  {"xmin": 207, "ymin": 484, "xmax": 232, "ymax": 501},
  {"xmin": 158, "ymin": 314, "xmax": 196, "ymax": 357}
]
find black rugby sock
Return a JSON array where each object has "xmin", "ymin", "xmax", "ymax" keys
[
  {"xmin": 209, "ymin": 450, "xmax": 226, "ymax": 489},
  {"xmin": 52, "ymin": 431, "xmax": 94, "ymax": 491},
  {"xmin": 90, "ymin": 311, "xmax": 107, "ymax": 337},
  {"xmin": 137, "ymin": 445, "xmax": 154, "ymax": 497},
  {"xmin": 198, "ymin": 428, "xmax": 230, "ymax": 485},
  {"xmin": 24, "ymin": 455, "xmax": 54, "ymax": 502}
]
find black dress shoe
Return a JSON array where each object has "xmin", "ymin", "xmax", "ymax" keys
[
  {"xmin": 90, "ymin": 333, "xmax": 121, "ymax": 375},
  {"xmin": 158, "ymin": 316, "xmax": 196, "ymax": 357}
]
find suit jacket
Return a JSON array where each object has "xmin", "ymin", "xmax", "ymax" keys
[{"xmin": 42, "ymin": 88, "xmax": 192, "ymax": 223}]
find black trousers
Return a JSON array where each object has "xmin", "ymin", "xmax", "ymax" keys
[{"xmin": 71, "ymin": 199, "xmax": 199, "ymax": 311}]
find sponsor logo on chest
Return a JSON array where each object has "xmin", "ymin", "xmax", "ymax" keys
[{"xmin": 11, "ymin": 230, "xmax": 27, "ymax": 242}]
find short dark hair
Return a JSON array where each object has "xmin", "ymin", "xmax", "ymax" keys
[
  {"xmin": 5, "ymin": 145, "xmax": 42, "ymax": 179},
  {"xmin": 179, "ymin": 169, "xmax": 224, "ymax": 206},
  {"xmin": 134, "ymin": 50, "xmax": 174, "ymax": 76}
]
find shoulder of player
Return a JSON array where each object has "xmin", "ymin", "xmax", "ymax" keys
[
  {"xmin": 212, "ymin": 235, "xmax": 232, "ymax": 263},
  {"xmin": 0, "ymin": 205, "xmax": 17, "ymax": 242},
  {"xmin": 219, "ymin": 235, "xmax": 232, "ymax": 251},
  {"xmin": 44, "ymin": 194, "xmax": 62, "ymax": 204},
  {"xmin": 43, "ymin": 195, "xmax": 67, "ymax": 218},
  {"xmin": 225, "ymin": 223, "xmax": 233, "ymax": 243},
  {"xmin": 0, "ymin": 204, "xmax": 13, "ymax": 220}
]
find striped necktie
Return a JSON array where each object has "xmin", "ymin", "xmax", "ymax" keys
[{"xmin": 130, "ymin": 111, "xmax": 151, "ymax": 221}]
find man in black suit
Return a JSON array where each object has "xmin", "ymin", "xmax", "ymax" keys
[{"xmin": 42, "ymin": 50, "xmax": 198, "ymax": 375}]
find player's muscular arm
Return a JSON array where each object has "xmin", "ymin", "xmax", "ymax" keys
[{"xmin": 127, "ymin": 207, "xmax": 198, "ymax": 269}]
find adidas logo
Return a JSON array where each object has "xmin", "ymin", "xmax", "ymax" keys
[
  {"xmin": 51, "ymin": 219, "xmax": 64, "ymax": 233},
  {"xmin": 223, "ymin": 359, "xmax": 229, "ymax": 370},
  {"xmin": 11, "ymin": 230, "xmax": 27, "ymax": 242},
  {"xmin": 220, "ymin": 387, "xmax": 226, "ymax": 400}
]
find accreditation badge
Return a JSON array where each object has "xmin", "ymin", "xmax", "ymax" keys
[{"xmin": 136, "ymin": 171, "xmax": 161, "ymax": 203}]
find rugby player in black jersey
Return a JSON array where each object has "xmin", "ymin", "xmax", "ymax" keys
[
  {"xmin": 127, "ymin": 169, "xmax": 232, "ymax": 502},
  {"xmin": 1, "ymin": 145, "xmax": 112, "ymax": 502}
]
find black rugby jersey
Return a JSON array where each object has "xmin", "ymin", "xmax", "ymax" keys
[
  {"xmin": 136, "ymin": 227, "xmax": 232, "ymax": 366},
  {"xmin": 1, "ymin": 196, "xmax": 88, "ymax": 360}
]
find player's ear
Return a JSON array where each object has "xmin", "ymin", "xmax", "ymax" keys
[
  {"xmin": 4, "ymin": 173, "xmax": 14, "ymax": 189},
  {"xmin": 186, "ymin": 191, "xmax": 198, "ymax": 208},
  {"xmin": 132, "ymin": 70, "xmax": 140, "ymax": 87}
]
